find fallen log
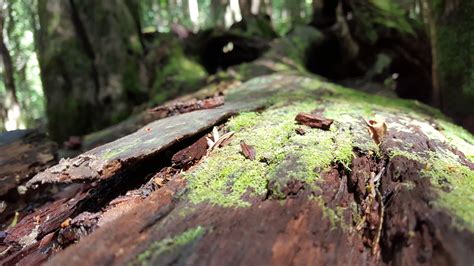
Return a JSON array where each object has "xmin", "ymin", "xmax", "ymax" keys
[{"xmin": 2, "ymin": 73, "xmax": 473, "ymax": 265}]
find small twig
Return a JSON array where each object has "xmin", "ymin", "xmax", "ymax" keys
[
  {"xmin": 372, "ymin": 188, "xmax": 384, "ymax": 255},
  {"xmin": 333, "ymin": 174, "xmax": 347, "ymax": 202},
  {"xmin": 373, "ymin": 167, "xmax": 385, "ymax": 184},
  {"xmin": 0, "ymin": 246, "xmax": 11, "ymax": 257}
]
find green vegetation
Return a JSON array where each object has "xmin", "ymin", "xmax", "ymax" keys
[
  {"xmin": 133, "ymin": 226, "xmax": 205, "ymax": 265},
  {"xmin": 185, "ymin": 74, "xmax": 474, "ymax": 232}
]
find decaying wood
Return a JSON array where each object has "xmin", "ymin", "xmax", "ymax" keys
[
  {"xmin": 295, "ymin": 112, "xmax": 333, "ymax": 130},
  {"xmin": 149, "ymin": 95, "xmax": 225, "ymax": 116},
  {"xmin": 27, "ymin": 77, "xmax": 282, "ymax": 187},
  {"xmin": 1, "ymin": 74, "xmax": 473, "ymax": 266},
  {"xmin": 366, "ymin": 119, "xmax": 388, "ymax": 145}
]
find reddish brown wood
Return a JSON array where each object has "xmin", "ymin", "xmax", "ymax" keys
[{"xmin": 295, "ymin": 112, "xmax": 333, "ymax": 130}]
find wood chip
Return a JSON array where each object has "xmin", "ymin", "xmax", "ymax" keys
[
  {"xmin": 61, "ymin": 218, "xmax": 72, "ymax": 228},
  {"xmin": 295, "ymin": 127, "xmax": 306, "ymax": 135},
  {"xmin": 240, "ymin": 140, "xmax": 256, "ymax": 160},
  {"xmin": 295, "ymin": 113, "xmax": 333, "ymax": 130},
  {"xmin": 365, "ymin": 119, "xmax": 387, "ymax": 145}
]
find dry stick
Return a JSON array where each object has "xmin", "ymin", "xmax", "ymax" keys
[
  {"xmin": 372, "ymin": 189, "xmax": 384, "ymax": 255},
  {"xmin": 372, "ymin": 167, "xmax": 385, "ymax": 255}
]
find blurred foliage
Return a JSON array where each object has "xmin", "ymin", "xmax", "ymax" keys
[
  {"xmin": 139, "ymin": 0, "xmax": 315, "ymax": 36},
  {"xmin": 1, "ymin": 0, "xmax": 43, "ymax": 130}
]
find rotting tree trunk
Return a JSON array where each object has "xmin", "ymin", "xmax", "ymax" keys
[
  {"xmin": 2, "ymin": 67, "xmax": 474, "ymax": 265},
  {"xmin": 36, "ymin": 0, "xmax": 145, "ymax": 142},
  {"xmin": 420, "ymin": 0, "xmax": 441, "ymax": 108}
]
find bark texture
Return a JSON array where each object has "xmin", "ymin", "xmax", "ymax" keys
[
  {"xmin": 1, "ymin": 73, "xmax": 473, "ymax": 266},
  {"xmin": 36, "ymin": 0, "xmax": 145, "ymax": 142},
  {"xmin": 430, "ymin": 0, "xmax": 474, "ymax": 130}
]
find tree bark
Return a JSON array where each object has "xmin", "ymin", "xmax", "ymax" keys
[
  {"xmin": 211, "ymin": 0, "xmax": 228, "ymax": 27},
  {"xmin": 420, "ymin": 0, "xmax": 441, "ymax": 107},
  {"xmin": 2, "ymin": 25, "xmax": 473, "ymax": 265},
  {"xmin": 0, "ymin": 5, "xmax": 19, "ymax": 130},
  {"xmin": 424, "ymin": 0, "xmax": 474, "ymax": 130},
  {"xmin": 36, "ymin": 0, "xmax": 145, "ymax": 142},
  {"xmin": 0, "ymin": 8, "xmax": 18, "ymax": 105}
]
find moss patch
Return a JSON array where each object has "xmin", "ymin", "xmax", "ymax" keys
[
  {"xmin": 133, "ymin": 226, "xmax": 205, "ymax": 265},
  {"xmin": 185, "ymin": 73, "xmax": 474, "ymax": 231},
  {"xmin": 424, "ymin": 153, "xmax": 474, "ymax": 230}
]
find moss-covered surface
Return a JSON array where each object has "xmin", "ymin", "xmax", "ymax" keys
[
  {"xmin": 183, "ymin": 73, "xmax": 474, "ymax": 230},
  {"xmin": 384, "ymin": 113, "xmax": 474, "ymax": 229},
  {"xmin": 132, "ymin": 226, "xmax": 205, "ymax": 266}
]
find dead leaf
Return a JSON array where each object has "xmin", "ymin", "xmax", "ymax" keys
[
  {"xmin": 295, "ymin": 113, "xmax": 333, "ymax": 130},
  {"xmin": 240, "ymin": 140, "xmax": 256, "ymax": 160},
  {"xmin": 149, "ymin": 96, "xmax": 224, "ymax": 115},
  {"xmin": 206, "ymin": 127, "xmax": 235, "ymax": 153},
  {"xmin": 366, "ymin": 119, "xmax": 387, "ymax": 145}
]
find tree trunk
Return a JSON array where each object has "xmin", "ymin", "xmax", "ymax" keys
[
  {"xmin": 0, "ymin": 6, "xmax": 19, "ymax": 129},
  {"xmin": 425, "ymin": 0, "xmax": 474, "ymax": 131},
  {"xmin": 36, "ymin": 0, "xmax": 145, "ymax": 142},
  {"xmin": 211, "ymin": 0, "xmax": 228, "ymax": 27},
  {"xmin": 239, "ymin": 0, "xmax": 252, "ymax": 17}
]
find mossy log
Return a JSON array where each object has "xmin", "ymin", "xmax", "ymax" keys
[{"xmin": 1, "ymin": 73, "xmax": 474, "ymax": 265}]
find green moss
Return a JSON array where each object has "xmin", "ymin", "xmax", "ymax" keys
[
  {"xmin": 309, "ymin": 196, "xmax": 347, "ymax": 229},
  {"xmin": 185, "ymin": 95, "xmax": 362, "ymax": 207},
  {"xmin": 388, "ymin": 149, "xmax": 423, "ymax": 162},
  {"xmin": 423, "ymin": 153, "xmax": 474, "ymax": 230},
  {"xmin": 185, "ymin": 103, "xmax": 314, "ymax": 207},
  {"xmin": 185, "ymin": 73, "xmax": 474, "ymax": 233},
  {"xmin": 228, "ymin": 112, "xmax": 261, "ymax": 132},
  {"xmin": 438, "ymin": 121, "xmax": 474, "ymax": 162},
  {"xmin": 133, "ymin": 226, "xmax": 205, "ymax": 265},
  {"xmin": 387, "ymin": 138, "xmax": 474, "ymax": 230}
]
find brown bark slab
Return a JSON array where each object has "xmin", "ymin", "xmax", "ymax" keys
[
  {"xmin": 27, "ymin": 77, "xmax": 281, "ymax": 188},
  {"xmin": 0, "ymin": 130, "xmax": 57, "ymax": 197}
]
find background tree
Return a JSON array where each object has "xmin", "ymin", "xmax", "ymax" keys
[
  {"xmin": 421, "ymin": 0, "xmax": 474, "ymax": 128},
  {"xmin": 36, "ymin": 0, "xmax": 145, "ymax": 142}
]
